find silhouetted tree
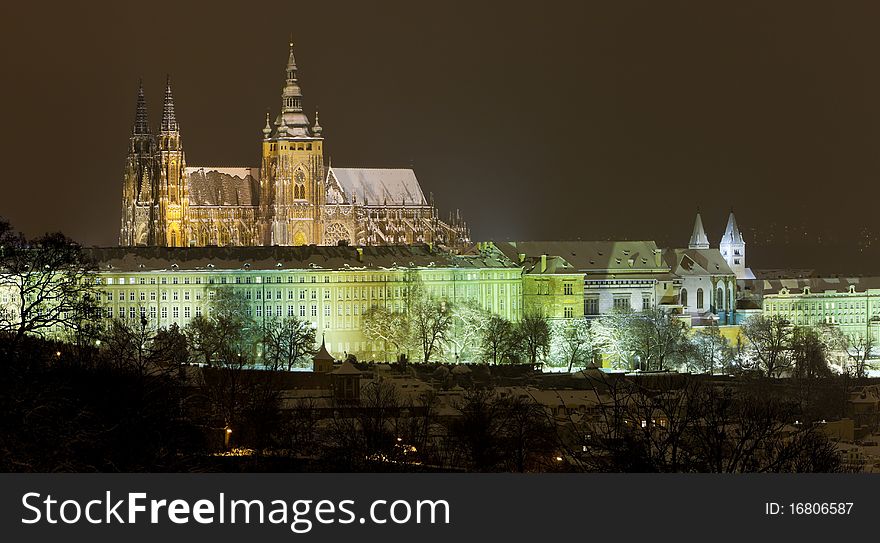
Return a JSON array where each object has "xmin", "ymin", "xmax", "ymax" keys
[
  {"xmin": 262, "ymin": 316, "xmax": 316, "ymax": 370},
  {"xmin": 481, "ymin": 315, "xmax": 517, "ymax": 364},
  {"xmin": 518, "ymin": 313, "xmax": 550, "ymax": 365},
  {"xmin": 0, "ymin": 220, "xmax": 98, "ymax": 348}
]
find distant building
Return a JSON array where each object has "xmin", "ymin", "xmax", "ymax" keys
[
  {"xmin": 119, "ymin": 41, "xmax": 468, "ymax": 249},
  {"xmin": 760, "ymin": 276, "xmax": 880, "ymax": 343}
]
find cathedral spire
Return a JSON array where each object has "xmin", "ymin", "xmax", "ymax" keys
[
  {"xmin": 312, "ymin": 108, "xmax": 322, "ymax": 136},
  {"xmin": 688, "ymin": 211, "xmax": 710, "ymax": 249},
  {"xmin": 274, "ymin": 37, "xmax": 312, "ymax": 137},
  {"xmin": 161, "ymin": 75, "xmax": 179, "ymax": 134},
  {"xmin": 133, "ymin": 79, "xmax": 150, "ymax": 135},
  {"xmin": 287, "ymin": 36, "xmax": 298, "ymax": 75},
  {"xmin": 262, "ymin": 111, "xmax": 272, "ymax": 139}
]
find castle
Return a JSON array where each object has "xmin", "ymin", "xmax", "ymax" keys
[{"xmin": 119, "ymin": 41, "xmax": 469, "ymax": 249}]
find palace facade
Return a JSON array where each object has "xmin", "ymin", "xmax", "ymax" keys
[
  {"xmin": 119, "ymin": 42, "xmax": 468, "ymax": 249},
  {"xmin": 84, "ymin": 244, "xmax": 520, "ymax": 361}
]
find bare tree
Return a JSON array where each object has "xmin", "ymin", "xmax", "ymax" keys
[
  {"xmin": 790, "ymin": 326, "xmax": 833, "ymax": 379},
  {"xmin": 184, "ymin": 287, "xmax": 261, "ymax": 439},
  {"xmin": 626, "ymin": 309, "xmax": 690, "ymax": 371},
  {"xmin": 262, "ymin": 316, "xmax": 316, "ymax": 370},
  {"xmin": 518, "ymin": 313, "xmax": 550, "ymax": 365},
  {"xmin": 480, "ymin": 314, "xmax": 517, "ymax": 364},
  {"xmin": 551, "ymin": 318, "xmax": 594, "ymax": 372},
  {"xmin": 591, "ymin": 309, "xmax": 636, "ymax": 369},
  {"xmin": 406, "ymin": 279, "xmax": 452, "ymax": 362},
  {"xmin": 447, "ymin": 299, "xmax": 490, "ymax": 362},
  {"xmin": 741, "ymin": 315, "xmax": 794, "ymax": 377},
  {"xmin": 362, "ymin": 305, "xmax": 411, "ymax": 361},
  {"xmin": 837, "ymin": 330, "xmax": 876, "ymax": 379},
  {"xmin": 0, "ymin": 222, "xmax": 99, "ymax": 347},
  {"xmin": 687, "ymin": 325, "xmax": 733, "ymax": 374}
]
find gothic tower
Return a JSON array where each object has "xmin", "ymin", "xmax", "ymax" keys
[
  {"xmin": 155, "ymin": 76, "xmax": 189, "ymax": 247},
  {"xmin": 688, "ymin": 211, "xmax": 710, "ymax": 249},
  {"xmin": 120, "ymin": 80, "xmax": 157, "ymax": 246},
  {"xmin": 719, "ymin": 211, "xmax": 746, "ymax": 277},
  {"xmin": 260, "ymin": 40, "xmax": 325, "ymax": 246}
]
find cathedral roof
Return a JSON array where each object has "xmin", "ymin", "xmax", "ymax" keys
[
  {"xmin": 186, "ymin": 167, "xmax": 260, "ymax": 206},
  {"xmin": 327, "ymin": 168, "xmax": 428, "ymax": 206}
]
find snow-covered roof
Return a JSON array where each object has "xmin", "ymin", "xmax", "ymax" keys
[
  {"xmin": 498, "ymin": 241, "xmax": 668, "ymax": 273},
  {"xmin": 663, "ymin": 248, "xmax": 734, "ymax": 277},
  {"xmin": 327, "ymin": 167, "xmax": 428, "ymax": 206},
  {"xmin": 85, "ymin": 244, "xmax": 518, "ymax": 272}
]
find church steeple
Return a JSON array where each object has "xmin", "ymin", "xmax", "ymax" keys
[
  {"xmin": 274, "ymin": 38, "xmax": 312, "ymax": 137},
  {"xmin": 133, "ymin": 79, "xmax": 150, "ymax": 136},
  {"xmin": 719, "ymin": 210, "xmax": 746, "ymax": 278},
  {"xmin": 688, "ymin": 211, "xmax": 710, "ymax": 249},
  {"xmin": 720, "ymin": 211, "xmax": 744, "ymax": 246},
  {"xmin": 161, "ymin": 75, "xmax": 179, "ymax": 134}
]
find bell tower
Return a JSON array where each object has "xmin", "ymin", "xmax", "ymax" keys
[
  {"xmin": 155, "ymin": 76, "xmax": 189, "ymax": 247},
  {"xmin": 260, "ymin": 39, "xmax": 325, "ymax": 246},
  {"xmin": 719, "ymin": 211, "xmax": 746, "ymax": 278},
  {"xmin": 120, "ymin": 80, "xmax": 156, "ymax": 246}
]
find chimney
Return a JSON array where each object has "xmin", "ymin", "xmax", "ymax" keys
[
  {"xmin": 518, "ymin": 253, "xmax": 526, "ymax": 263},
  {"xmin": 653, "ymin": 248, "xmax": 662, "ymax": 268},
  {"xmin": 541, "ymin": 254, "xmax": 547, "ymax": 273},
  {"xmin": 356, "ymin": 247, "xmax": 363, "ymax": 262}
]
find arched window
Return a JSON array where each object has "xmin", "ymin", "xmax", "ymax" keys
[
  {"xmin": 680, "ymin": 288, "xmax": 688, "ymax": 308},
  {"xmin": 717, "ymin": 287, "xmax": 725, "ymax": 311},
  {"xmin": 697, "ymin": 288, "xmax": 704, "ymax": 309},
  {"xmin": 294, "ymin": 170, "xmax": 305, "ymax": 200}
]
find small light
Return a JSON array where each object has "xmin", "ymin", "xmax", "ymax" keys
[
  {"xmin": 555, "ymin": 456, "xmax": 563, "ymax": 462},
  {"xmin": 55, "ymin": 351, "xmax": 61, "ymax": 357},
  {"xmin": 226, "ymin": 428, "xmax": 232, "ymax": 434}
]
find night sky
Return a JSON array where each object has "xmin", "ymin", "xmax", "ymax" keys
[{"xmin": 3, "ymin": 1, "xmax": 880, "ymax": 273}]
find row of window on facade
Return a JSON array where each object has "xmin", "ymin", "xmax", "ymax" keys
[
  {"xmin": 97, "ymin": 283, "xmax": 517, "ymax": 304},
  {"xmin": 765, "ymin": 300, "xmax": 873, "ymax": 312},
  {"xmin": 679, "ymin": 287, "xmax": 730, "ymax": 311},
  {"xmin": 96, "ymin": 270, "xmax": 517, "ymax": 286},
  {"xmin": 582, "ymin": 293, "xmax": 654, "ymax": 315},
  {"xmin": 267, "ymin": 141, "xmax": 316, "ymax": 152}
]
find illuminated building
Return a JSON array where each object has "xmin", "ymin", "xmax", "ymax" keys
[
  {"xmin": 661, "ymin": 211, "xmax": 738, "ymax": 324},
  {"xmin": 718, "ymin": 211, "xmax": 754, "ymax": 280},
  {"xmin": 760, "ymin": 277, "xmax": 880, "ymax": 343},
  {"xmin": 84, "ymin": 244, "xmax": 520, "ymax": 361},
  {"xmin": 119, "ymin": 41, "xmax": 468, "ymax": 249},
  {"xmin": 498, "ymin": 241, "xmax": 675, "ymax": 319}
]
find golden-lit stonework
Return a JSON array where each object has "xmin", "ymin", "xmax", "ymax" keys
[{"xmin": 120, "ymin": 42, "xmax": 469, "ymax": 249}]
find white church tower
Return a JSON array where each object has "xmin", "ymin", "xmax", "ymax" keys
[{"xmin": 719, "ymin": 211, "xmax": 747, "ymax": 278}]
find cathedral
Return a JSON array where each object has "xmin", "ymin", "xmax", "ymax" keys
[{"xmin": 119, "ymin": 41, "xmax": 469, "ymax": 249}]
